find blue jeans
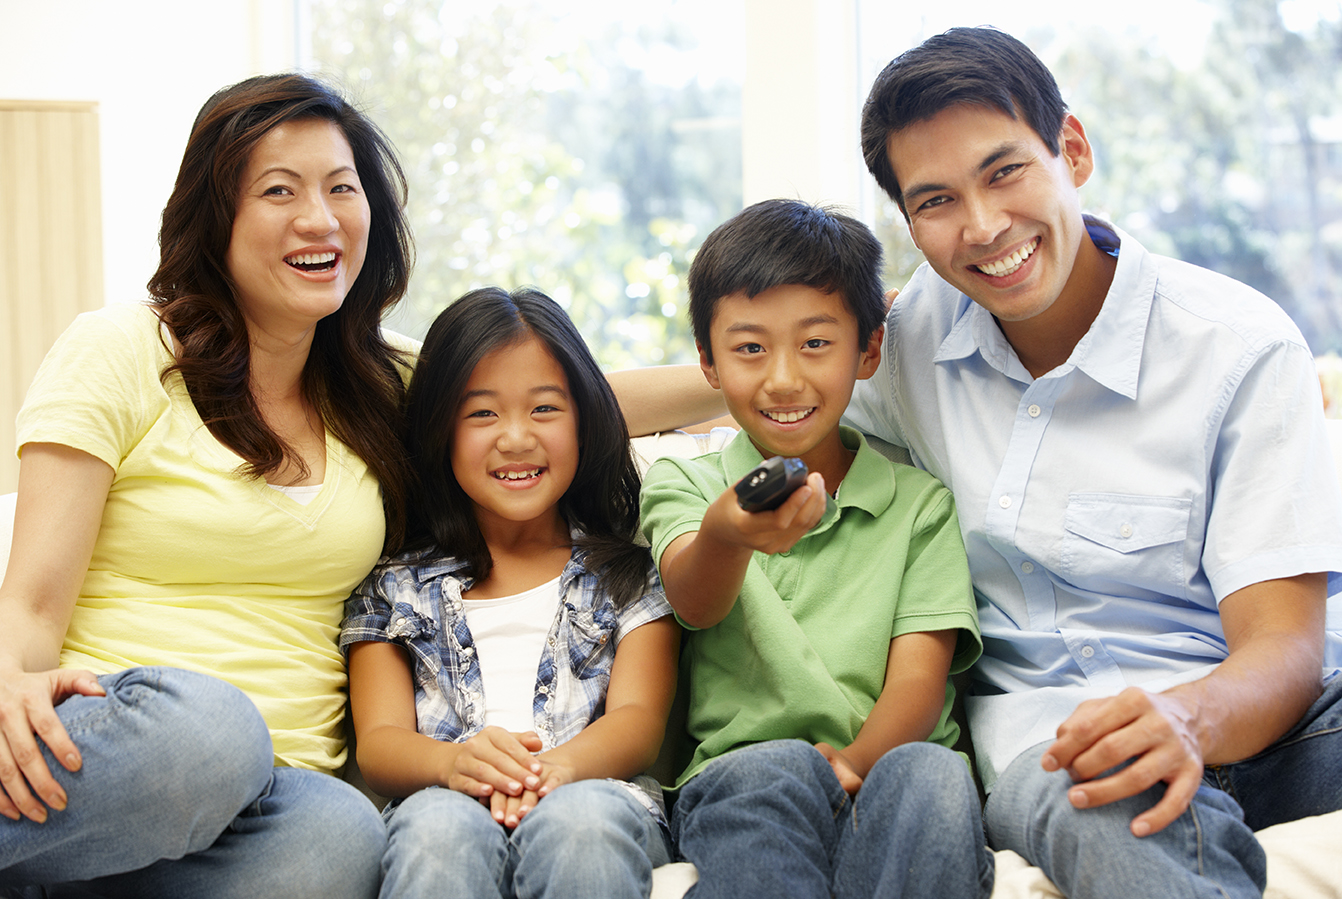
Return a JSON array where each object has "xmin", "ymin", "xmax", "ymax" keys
[
  {"xmin": 0, "ymin": 667, "xmax": 385, "ymax": 898},
  {"xmin": 380, "ymin": 781, "xmax": 672, "ymax": 899},
  {"xmin": 672, "ymin": 740, "xmax": 994, "ymax": 899},
  {"xmin": 984, "ymin": 674, "xmax": 1342, "ymax": 899}
]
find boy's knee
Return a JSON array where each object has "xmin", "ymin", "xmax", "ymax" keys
[{"xmin": 865, "ymin": 742, "xmax": 975, "ymax": 804}]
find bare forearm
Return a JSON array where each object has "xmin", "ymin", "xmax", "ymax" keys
[
  {"xmin": 608, "ymin": 365, "xmax": 725, "ymax": 437},
  {"xmin": 660, "ymin": 529, "xmax": 752, "ymax": 629},
  {"xmin": 843, "ymin": 674, "xmax": 949, "ymax": 778},
  {"xmin": 1168, "ymin": 631, "xmax": 1322, "ymax": 765},
  {"xmin": 540, "ymin": 705, "xmax": 668, "ymax": 783},
  {"xmin": 356, "ymin": 724, "xmax": 464, "ymax": 798}
]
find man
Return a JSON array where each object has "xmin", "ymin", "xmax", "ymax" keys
[{"xmin": 845, "ymin": 25, "xmax": 1342, "ymax": 898}]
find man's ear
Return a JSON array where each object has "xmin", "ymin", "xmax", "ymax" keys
[
  {"xmin": 1060, "ymin": 113, "xmax": 1095, "ymax": 189},
  {"xmin": 856, "ymin": 324, "xmax": 884, "ymax": 380},
  {"xmin": 697, "ymin": 343, "xmax": 721, "ymax": 390}
]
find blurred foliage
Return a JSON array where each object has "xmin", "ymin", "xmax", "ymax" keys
[
  {"xmin": 310, "ymin": 0, "xmax": 742, "ymax": 367},
  {"xmin": 875, "ymin": 0, "xmax": 1342, "ymax": 353}
]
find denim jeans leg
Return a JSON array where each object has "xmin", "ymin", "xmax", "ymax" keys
[
  {"xmin": 381, "ymin": 787, "xmax": 508, "ymax": 899},
  {"xmin": 508, "ymin": 780, "xmax": 671, "ymax": 899},
  {"xmin": 1206, "ymin": 672, "xmax": 1342, "ymax": 830},
  {"xmin": 985, "ymin": 741, "xmax": 1265, "ymax": 899},
  {"xmin": 0, "ymin": 667, "xmax": 274, "ymax": 887},
  {"xmin": 832, "ymin": 742, "xmax": 994, "ymax": 899},
  {"xmin": 671, "ymin": 740, "xmax": 844, "ymax": 899}
]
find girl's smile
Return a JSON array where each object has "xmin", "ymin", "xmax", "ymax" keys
[{"xmin": 452, "ymin": 336, "xmax": 580, "ymax": 537}]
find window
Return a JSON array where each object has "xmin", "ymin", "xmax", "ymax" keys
[
  {"xmin": 859, "ymin": 0, "xmax": 1342, "ymax": 356},
  {"xmin": 309, "ymin": 0, "xmax": 745, "ymax": 367}
]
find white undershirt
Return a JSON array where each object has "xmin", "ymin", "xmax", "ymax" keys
[
  {"xmin": 267, "ymin": 482, "xmax": 323, "ymax": 506},
  {"xmin": 463, "ymin": 575, "xmax": 561, "ymax": 733}
]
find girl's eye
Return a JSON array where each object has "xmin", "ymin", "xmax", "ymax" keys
[
  {"xmin": 533, "ymin": 405, "xmax": 560, "ymax": 414},
  {"xmin": 464, "ymin": 409, "xmax": 495, "ymax": 419}
]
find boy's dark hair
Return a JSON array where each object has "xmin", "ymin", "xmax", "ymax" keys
[
  {"xmin": 861, "ymin": 27, "xmax": 1068, "ymax": 218},
  {"xmin": 688, "ymin": 199, "xmax": 885, "ymax": 363},
  {"xmin": 405, "ymin": 286, "xmax": 651, "ymax": 608}
]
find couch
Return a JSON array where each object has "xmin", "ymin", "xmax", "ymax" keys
[{"xmin": 3, "ymin": 421, "xmax": 1341, "ymax": 896}]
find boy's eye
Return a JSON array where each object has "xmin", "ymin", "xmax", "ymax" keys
[
  {"xmin": 803, "ymin": 338, "xmax": 829, "ymax": 350},
  {"xmin": 737, "ymin": 343, "xmax": 764, "ymax": 355}
]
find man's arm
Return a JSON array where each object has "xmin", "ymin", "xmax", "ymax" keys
[
  {"xmin": 1042, "ymin": 571, "xmax": 1326, "ymax": 836},
  {"xmin": 608, "ymin": 365, "xmax": 726, "ymax": 437}
]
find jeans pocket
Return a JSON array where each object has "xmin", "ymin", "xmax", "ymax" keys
[{"xmin": 1060, "ymin": 493, "xmax": 1192, "ymax": 597}]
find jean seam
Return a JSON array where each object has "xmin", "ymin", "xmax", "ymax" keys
[{"xmin": 1189, "ymin": 800, "xmax": 1232, "ymax": 899}]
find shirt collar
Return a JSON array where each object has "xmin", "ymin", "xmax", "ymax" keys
[
  {"xmin": 720, "ymin": 426, "xmax": 896, "ymax": 523},
  {"xmin": 932, "ymin": 216, "xmax": 1154, "ymax": 399}
]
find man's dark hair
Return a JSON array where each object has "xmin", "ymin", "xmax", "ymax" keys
[
  {"xmin": 688, "ymin": 199, "xmax": 884, "ymax": 363},
  {"xmin": 861, "ymin": 27, "xmax": 1068, "ymax": 217}
]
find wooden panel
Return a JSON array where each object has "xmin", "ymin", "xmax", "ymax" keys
[{"xmin": 0, "ymin": 101, "xmax": 103, "ymax": 493}]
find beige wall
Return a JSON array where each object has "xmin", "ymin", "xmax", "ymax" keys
[{"xmin": 0, "ymin": 100, "xmax": 104, "ymax": 493}]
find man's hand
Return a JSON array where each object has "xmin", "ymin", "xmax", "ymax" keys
[{"xmin": 1041, "ymin": 687, "xmax": 1204, "ymax": 837}]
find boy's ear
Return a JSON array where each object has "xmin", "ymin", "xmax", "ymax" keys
[
  {"xmin": 697, "ymin": 343, "xmax": 722, "ymax": 390},
  {"xmin": 856, "ymin": 324, "xmax": 884, "ymax": 381}
]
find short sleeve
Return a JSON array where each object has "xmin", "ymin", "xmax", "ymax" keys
[
  {"xmin": 639, "ymin": 455, "xmax": 719, "ymax": 569},
  {"xmin": 16, "ymin": 305, "xmax": 163, "ymax": 468},
  {"xmin": 1204, "ymin": 339, "xmax": 1342, "ymax": 599},
  {"xmin": 898, "ymin": 485, "xmax": 982, "ymax": 675}
]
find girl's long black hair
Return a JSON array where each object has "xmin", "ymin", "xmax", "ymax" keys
[{"xmin": 405, "ymin": 286, "xmax": 651, "ymax": 608}]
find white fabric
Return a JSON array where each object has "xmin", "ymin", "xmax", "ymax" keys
[{"xmin": 463, "ymin": 576, "xmax": 560, "ymax": 733}]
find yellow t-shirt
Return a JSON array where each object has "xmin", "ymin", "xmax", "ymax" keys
[{"xmin": 16, "ymin": 302, "xmax": 405, "ymax": 774}]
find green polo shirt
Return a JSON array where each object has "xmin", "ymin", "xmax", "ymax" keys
[{"xmin": 641, "ymin": 426, "xmax": 981, "ymax": 787}]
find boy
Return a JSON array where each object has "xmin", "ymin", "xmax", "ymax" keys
[{"xmin": 639, "ymin": 199, "xmax": 993, "ymax": 899}]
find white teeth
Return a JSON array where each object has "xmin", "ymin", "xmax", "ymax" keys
[
  {"xmin": 493, "ymin": 469, "xmax": 540, "ymax": 480},
  {"xmin": 763, "ymin": 409, "xmax": 814, "ymax": 424},
  {"xmin": 977, "ymin": 238, "xmax": 1039, "ymax": 277},
  {"xmin": 286, "ymin": 252, "xmax": 337, "ymax": 266}
]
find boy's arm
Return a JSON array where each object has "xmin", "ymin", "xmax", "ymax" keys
[
  {"xmin": 346, "ymin": 641, "xmax": 542, "ymax": 800},
  {"xmin": 816, "ymin": 628, "xmax": 958, "ymax": 793},
  {"xmin": 658, "ymin": 472, "xmax": 827, "ymax": 628}
]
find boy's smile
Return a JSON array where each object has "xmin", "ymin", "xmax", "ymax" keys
[{"xmin": 700, "ymin": 284, "xmax": 881, "ymax": 487}]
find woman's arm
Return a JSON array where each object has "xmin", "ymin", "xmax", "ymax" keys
[
  {"xmin": 346, "ymin": 640, "xmax": 543, "ymax": 800},
  {"xmin": 608, "ymin": 365, "xmax": 726, "ymax": 437},
  {"xmin": 0, "ymin": 443, "xmax": 115, "ymax": 821}
]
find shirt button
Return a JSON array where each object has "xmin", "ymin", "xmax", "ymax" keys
[
  {"xmin": 538, "ymin": 685, "xmax": 549, "ymax": 695},
  {"xmin": 1080, "ymin": 646, "xmax": 1095, "ymax": 658},
  {"xmin": 1028, "ymin": 404, "xmax": 1042, "ymax": 418},
  {"xmin": 461, "ymin": 647, "xmax": 473, "ymax": 656},
  {"xmin": 999, "ymin": 495, "xmax": 1012, "ymax": 509},
  {"xmin": 1021, "ymin": 561, "xmax": 1035, "ymax": 575},
  {"xmin": 1120, "ymin": 524, "xmax": 1134, "ymax": 538}
]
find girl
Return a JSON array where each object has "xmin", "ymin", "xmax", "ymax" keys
[{"xmin": 342, "ymin": 287, "xmax": 680, "ymax": 899}]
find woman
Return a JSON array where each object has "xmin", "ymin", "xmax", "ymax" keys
[{"xmin": 0, "ymin": 74, "xmax": 413, "ymax": 896}]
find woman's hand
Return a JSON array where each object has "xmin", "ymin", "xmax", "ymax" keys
[{"xmin": 0, "ymin": 667, "xmax": 105, "ymax": 822}]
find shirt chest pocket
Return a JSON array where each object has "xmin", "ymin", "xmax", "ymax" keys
[
  {"xmin": 1060, "ymin": 494, "xmax": 1192, "ymax": 597},
  {"xmin": 563, "ymin": 604, "xmax": 618, "ymax": 678}
]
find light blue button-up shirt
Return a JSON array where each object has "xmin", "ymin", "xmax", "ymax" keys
[{"xmin": 846, "ymin": 218, "xmax": 1342, "ymax": 788}]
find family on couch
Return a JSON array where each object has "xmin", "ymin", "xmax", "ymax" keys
[{"xmin": 2, "ymin": 23, "xmax": 1340, "ymax": 899}]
